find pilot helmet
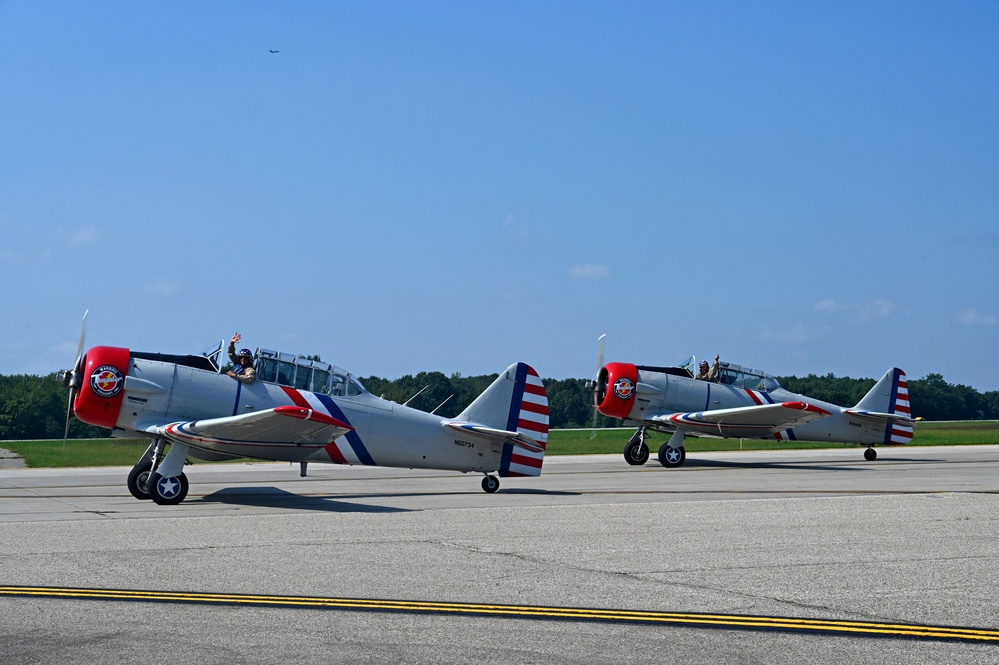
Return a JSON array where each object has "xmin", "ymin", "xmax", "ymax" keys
[
  {"xmin": 238, "ymin": 348, "xmax": 253, "ymax": 359},
  {"xmin": 699, "ymin": 360, "xmax": 709, "ymax": 371}
]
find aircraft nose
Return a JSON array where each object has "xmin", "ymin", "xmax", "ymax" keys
[{"xmin": 595, "ymin": 363, "xmax": 638, "ymax": 420}]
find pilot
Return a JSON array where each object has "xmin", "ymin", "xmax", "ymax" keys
[
  {"xmin": 226, "ymin": 332, "xmax": 257, "ymax": 384},
  {"xmin": 696, "ymin": 354, "xmax": 720, "ymax": 382}
]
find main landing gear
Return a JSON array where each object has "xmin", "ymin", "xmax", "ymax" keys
[
  {"xmin": 658, "ymin": 429, "xmax": 686, "ymax": 468},
  {"xmin": 623, "ymin": 427, "xmax": 687, "ymax": 469},
  {"xmin": 658, "ymin": 441, "xmax": 686, "ymax": 467},
  {"xmin": 127, "ymin": 439, "xmax": 190, "ymax": 505},
  {"xmin": 482, "ymin": 475, "xmax": 500, "ymax": 493}
]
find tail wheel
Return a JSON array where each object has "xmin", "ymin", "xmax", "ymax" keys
[
  {"xmin": 127, "ymin": 460, "xmax": 154, "ymax": 500},
  {"xmin": 624, "ymin": 441, "xmax": 650, "ymax": 465},
  {"xmin": 658, "ymin": 443, "xmax": 686, "ymax": 468},
  {"xmin": 481, "ymin": 475, "xmax": 500, "ymax": 493},
  {"xmin": 148, "ymin": 472, "xmax": 189, "ymax": 505},
  {"xmin": 864, "ymin": 448, "xmax": 877, "ymax": 461}
]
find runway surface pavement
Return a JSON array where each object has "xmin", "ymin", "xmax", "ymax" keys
[{"xmin": 2, "ymin": 445, "xmax": 998, "ymax": 664}]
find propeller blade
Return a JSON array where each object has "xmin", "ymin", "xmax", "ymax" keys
[
  {"xmin": 74, "ymin": 309, "xmax": 89, "ymax": 372},
  {"xmin": 64, "ymin": 309, "xmax": 89, "ymax": 453},
  {"xmin": 62, "ymin": 390, "xmax": 74, "ymax": 453},
  {"xmin": 596, "ymin": 333, "xmax": 605, "ymax": 372},
  {"xmin": 590, "ymin": 333, "xmax": 606, "ymax": 439}
]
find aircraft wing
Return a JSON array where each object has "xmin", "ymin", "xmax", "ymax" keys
[
  {"xmin": 644, "ymin": 401, "xmax": 832, "ymax": 439},
  {"xmin": 445, "ymin": 422, "xmax": 545, "ymax": 453},
  {"xmin": 146, "ymin": 406, "xmax": 354, "ymax": 447}
]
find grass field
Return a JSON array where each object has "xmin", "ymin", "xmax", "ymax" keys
[
  {"xmin": 2, "ymin": 421, "xmax": 997, "ymax": 468},
  {"xmin": 546, "ymin": 421, "xmax": 999, "ymax": 456}
]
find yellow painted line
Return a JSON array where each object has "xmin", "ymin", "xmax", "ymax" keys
[{"xmin": 2, "ymin": 586, "xmax": 998, "ymax": 643}]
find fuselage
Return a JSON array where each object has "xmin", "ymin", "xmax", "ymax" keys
[{"xmin": 77, "ymin": 346, "xmax": 507, "ymax": 474}]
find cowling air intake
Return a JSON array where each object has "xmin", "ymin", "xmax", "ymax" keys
[{"xmin": 594, "ymin": 362, "xmax": 639, "ymax": 420}]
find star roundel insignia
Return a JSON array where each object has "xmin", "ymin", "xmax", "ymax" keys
[
  {"xmin": 90, "ymin": 365, "xmax": 124, "ymax": 398},
  {"xmin": 158, "ymin": 477, "xmax": 179, "ymax": 498},
  {"xmin": 612, "ymin": 377, "xmax": 635, "ymax": 400}
]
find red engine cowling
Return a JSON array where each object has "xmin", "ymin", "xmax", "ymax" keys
[
  {"xmin": 73, "ymin": 346, "xmax": 130, "ymax": 430},
  {"xmin": 595, "ymin": 362, "xmax": 638, "ymax": 420}
]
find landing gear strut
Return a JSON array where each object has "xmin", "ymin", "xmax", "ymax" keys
[
  {"xmin": 127, "ymin": 438, "xmax": 190, "ymax": 505},
  {"xmin": 126, "ymin": 459, "xmax": 154, "ymax": 500},
  {"xmin": 623, "ymin": 428, "xmax": 650, "ymax": 465},
  {"xmin": 658, "ymin": 429, "xmax": 686, "ymax": 468}
]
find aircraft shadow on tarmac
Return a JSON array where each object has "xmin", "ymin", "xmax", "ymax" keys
[
  {"xmin": 199, "ymin": 487, "xmax": 412, "ymax": 513},
  {"xmin": 498, "ymin": 488, "xmax": 580, "ymax": 496},
  {"xmin": 198, "ymin": 486, "xmax": 579, "ymax": 512},
  {"xmin": 675, "ymin": 456, "xmax": 945, "ymax": 472}
]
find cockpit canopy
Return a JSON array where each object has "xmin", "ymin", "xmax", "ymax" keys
[
  {"xmin": 253, "ymin": 348, "xmax": 365, "ymax": 397},
  {"xmin": 716, "ymin": 361, "xmax": 780, "ymax": 392},
  {"xmin": 671, "ymin": 355, "xmax": 781, "ymax": 391}
]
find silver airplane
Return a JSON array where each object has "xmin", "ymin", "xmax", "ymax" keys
[
  {"xmin": 591, "ymin": 355, "xmax": 914, "ymax": 467},
  {"xmin": 59, "ymin": 315, "xmax": 548, "ymax": 504}
]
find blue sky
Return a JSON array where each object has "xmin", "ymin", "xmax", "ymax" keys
[{"xmin": 2, "ymin": 2, "xmax": 997, "ymax": 392}]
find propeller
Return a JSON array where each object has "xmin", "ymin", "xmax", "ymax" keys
[
  {"xmin": 589, "ymin": 333, "xmax": 606, "ymax": 439},
  {"xmin": 58, "ymin": 309, "xmax": 89, "ymax": 451}
]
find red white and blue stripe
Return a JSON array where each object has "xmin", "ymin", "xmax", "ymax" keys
[
  {"xmin": 886, "ymin": 369, "xmax": 913, "ymax": 445},
  {"xmin": 279, "ymin": 386, "xmax": 376, "ymax": 465},
  {"xmin": 742, "ymin": 389, "xmax": 799, "ymax": 441},
  {"xmin": 500, "ymin": 364, "xmax": 549, "ymax": 477}
]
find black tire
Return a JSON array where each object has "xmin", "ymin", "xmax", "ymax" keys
[
  {"xmin": 127, "ymin": 460, "xmax": 153, "ymax": 500},
  {"xmin": 624, "ymin": 441, "xmax": 650, "ymax": 466},
  {"xmin": 481, "ymin": 475, "xmax": 500, "ymax": 493},
  {"xmin": 148, "ymin": 472, "xmax": 189, "ymax": 505},
  {"xmin": 658, "ymin": 443, "xmax": 686, "ymax": 468},
  {"xmin": 864, "ymin": 447, "xmax": 877, "ymax": 461}
]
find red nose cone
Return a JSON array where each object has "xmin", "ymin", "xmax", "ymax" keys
[
  {"xmin": 74, "ymin": 346, "xmax": 130, "ymax": 430},
  {"xmin": 596, "ymin": 362, "xmax": 638, "ymax": 420}
]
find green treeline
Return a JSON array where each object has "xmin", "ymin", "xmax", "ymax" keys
[
  {"xmin": 1, "ymin": 371, "xmax": 997, "ymax": 441},
  {"xmin": 360, "ymin": 373, "xmax": 619, "ymax": 430},
  {"xmin": 0, "ymin": 374, "xmax": 113, "ymax": 440},
  {"xmin": 778, "ymin": 372, "xmax": 999, "ymax": 421}
]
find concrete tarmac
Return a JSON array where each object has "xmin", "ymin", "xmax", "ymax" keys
[{"xmin": 2, "ymin": 445, "xmax": 998, "ymax": 663}]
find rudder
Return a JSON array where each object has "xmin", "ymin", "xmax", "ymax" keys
[
  {"xmin": 885, "ymin": 369, "xmax": 913, "ymax": 445},
  {"xmin": 501, "ymin": 364, "xmax": 549, "ymax": 477}
]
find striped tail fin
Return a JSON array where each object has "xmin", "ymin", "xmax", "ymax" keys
[
  {"xmin": 454, "ymin": 362, "xmax": 549, "ymax": 477},
  {"xmin": 849, "ymin": 368, "xmax": 915, "ymax": 446},
  {"xmin": 887, "ymin": 369, "xmax": 914, "ymax": 445},
  {"xmin": 502, "ymin": 364, "xmax": 549, "ymax": 477}
]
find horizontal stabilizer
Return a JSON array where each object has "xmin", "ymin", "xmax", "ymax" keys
[
  {"xmin": 445, "ymin": 422, "xmax": 544, "ymax": 453},
  {"xmin": 844, "ymin": 409, "xmax": 916, "ymax": 424}
]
